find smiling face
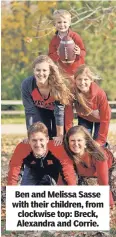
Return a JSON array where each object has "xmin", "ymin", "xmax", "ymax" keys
[
  {"xmin": 29, "ymin": 132, "xmax": 49, "ymax": 157},
  {"xmin": 68, "ymin": 132, "xmax": 86, "ymax": 156},
  {"xmin": 33, "ymin": 62, "xmax": 50, "ymax": 86},
  {"xmin": 55, "ymin": 16, "xmax": 71, "ymax": 34},
  {"xmin": 75, "ymin": 70, "xmax": 92, "ymax": 94}
]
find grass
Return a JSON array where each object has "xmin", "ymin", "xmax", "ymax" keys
[
  {"xmin": 1, "ymin": 115, "xmax": 25, "ymax": 124},
  {"xmin": 1, "ymin": 116, "xmax": 116, "ymax": 125}
]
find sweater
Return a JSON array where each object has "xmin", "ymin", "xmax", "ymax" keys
[
  {"xmin": 65, "ymin": 82, "xmax": 111, "ymax": 145},
  {"xmin": 48, "ymin": 29, "xmax": 86, "ymax": 76},
  {"xmin": 75, "ymin": 149, "xmax": 114, "ymax": 206},
  {"xmin": 21, "ymin": 76, "xmax": 64, "ymax": 128},
  {"xmin": 7, "ymin": 140, "xmax": 77, "ymax": 185}
]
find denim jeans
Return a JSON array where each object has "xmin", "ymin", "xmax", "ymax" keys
[
  {"xmin": 78, "ymin": 116, "xmax": 100, "ymax": 140},
  {"xmin": 21, "ymin": 166, "xmax": 38, "ymax": 185},
  {"xmin": 21, "ymin": 166, "xmax": 57, "ymax": 185}
]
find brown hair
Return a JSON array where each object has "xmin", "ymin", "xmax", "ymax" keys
[
  {"xmin": 74, "ymin": 64, "xmax": 101, "ymax": 115},
  {"xmin": 64, "ymin": 125, "xmax": 105, "ymax": 163},
  {"xmin": 28, "ymin": 122, "xmax": 48, "ymax": 139},
  {"xmin": 33, "ymin": 55, "xmax": 73, "ymax": 105}
]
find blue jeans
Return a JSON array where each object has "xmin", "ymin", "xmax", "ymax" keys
[
  {"xmin": 78, "ymin": 116, "xmax": 100, "ymax": 140},
  {"xmin": 21, "ymin": 166, "xmax": 57, "ymax": 185},
  {"xmin": 21, "ymin": 166, "xmax": 38, "ymax": 185}
]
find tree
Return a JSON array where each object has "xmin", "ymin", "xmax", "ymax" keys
[{"xmin": 1, "ymin": 1, "xmax": 116, "ymax": 100}]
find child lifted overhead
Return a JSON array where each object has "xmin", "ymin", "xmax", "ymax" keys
[{"xmin": 48, "ymin": 9, "xmax": 86, "ymax": 77}]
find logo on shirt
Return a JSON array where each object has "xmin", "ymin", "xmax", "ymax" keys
[
  {"xmin": 30, "ymin": 160, "xmax": 36, "ymax": 164},
  {"xmin": 47, "ymin": 160, "xmax": 53, "ymax": 165}
]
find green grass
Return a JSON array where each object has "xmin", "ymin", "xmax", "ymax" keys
[
  {"xmin": 1, "ymin": 116, "xmax": 116, "ymax": 125},
  {"xmin": 1, "ymin": 115, "xmax": 25, "ymax": 124}
]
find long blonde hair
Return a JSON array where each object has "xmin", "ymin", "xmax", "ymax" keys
[
  {"xmin": 64, "ymin": 125, "xmax": 105, "ymax": 163},
  {"xmin": 33, "ymin": 55, "xmax": 73, "ymax": 105},
  {"xmin": 74, "ymin": 64, "xmax": 101, "ymax": 115}
]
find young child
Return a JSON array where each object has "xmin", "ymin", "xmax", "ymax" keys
[
  {"xmin": 21, "ymin": 55, "xmax": 73, "ymax": 145},
  {"xmin": 64, "ymin": 125, "xmax": 114, "ymax": 207},
  {"xmin": 48, "ymin": 9, "xmax": 86, "ymax": 77},
  {"xmin": 65, "ymin": 64, "xmax": 111, "ymax": 146}
]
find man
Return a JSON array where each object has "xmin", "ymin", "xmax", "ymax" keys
[{"xmin": 7, "ymin": 122, "xmax": 76, "ymax": 185}]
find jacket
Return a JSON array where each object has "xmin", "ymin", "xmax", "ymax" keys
[
  {"xmin": 21, "ymin": 76, "xmax": 64, "ymax": 128},
  {"xmin": 7, "ymin": 140, "xmax": 77, "ymax": 185},
  {"xmin": 21, "ymin": 151, "xmax": 63, "ymax": 185},
  {"xmin": 75, "ymin": 149, "xmax": 114, "ymax": 206}
]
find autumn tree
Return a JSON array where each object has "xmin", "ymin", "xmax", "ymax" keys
[{"xmin": 1, "ymin": 1, "xmax": 116, "ymax": 100}]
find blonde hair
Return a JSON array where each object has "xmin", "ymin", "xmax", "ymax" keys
[
  {"xmin": 74, "ymin": 64, "xmax": 101, "ymax": 115},
  {"xmin": 53, "ymin": 9, "xmax": 71, "ymax": 23},
  {"xmin": 64, "ymin": 125, "xmax": 105, "ymax": 163},
  {"xmin": 33, "ymin": 55, "xmax": 73, "ymax": 105}
]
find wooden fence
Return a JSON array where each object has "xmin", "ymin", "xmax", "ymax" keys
[{"xmin": 1, "ymin": 100, "xmax": 116, "ymax": 115}]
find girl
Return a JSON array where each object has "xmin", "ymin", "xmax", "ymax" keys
[
  {"xmin": 21, "ymin": 55, "xmax": 73, "ymax": 145},
  {"xmin": 65, "ymin": 64, "xmax": 111, "ymax": 146},
  {"xmin": 64, "ymin": 125, "xmax": 115, "ymax": 207}
]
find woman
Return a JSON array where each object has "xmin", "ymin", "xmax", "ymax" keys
[
  {"xmin": 21, "ymin": 55, "xmax": 73, "ymax": 145},
  {"xmin": 64, "ymin": 125, "xmax": 115, "ymax": 207},
  {"xmin": 65, "ymin": 64, "xmax": 111, "ymax": 146}
]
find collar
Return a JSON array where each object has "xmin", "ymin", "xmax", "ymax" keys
[
  {"xmin": 33, "ymin": 149, "xmax": 48, "ymax": 159},
  {"xmin": 56, "ymin": 28, "xmax": 72, "ymax": 39},
  {"xmin": 58, "ymin": 31, "xmax": 68, "ymax": 39}
]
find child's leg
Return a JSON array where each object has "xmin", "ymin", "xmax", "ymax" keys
[
  {"xmin": 50, "ymin": 111, "xmax": 57, "ymax": 138},
  {"xmin": 78, "ymin": 116, "xmax": 93, "ymax": 135},
  {"xmin": 93, "ymin": 122, "xmax": 100, "ymax": 140},
  {"xmin": 93, "ymin": 122, "xmax": 108, "ymax": 147},
  {"xmin": 40, "ymin": 109, "xmax": 56, "ymax": 138}
]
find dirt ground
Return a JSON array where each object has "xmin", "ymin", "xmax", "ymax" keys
[{"xmin": 1, "ymin": 133, "xmax": 116, "ymax": 237}]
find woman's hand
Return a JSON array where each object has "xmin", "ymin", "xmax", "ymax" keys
[
  {"xmin": 22, "ymin": 138, "xmax": 29, "ymax": 144},
  {"xmin": 91, "ymin": 110, "xmax": 100, "ymax": 120},
  {"xmin": 53, "ymin": 135, "xmax": 63, "ymax": 146}
]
